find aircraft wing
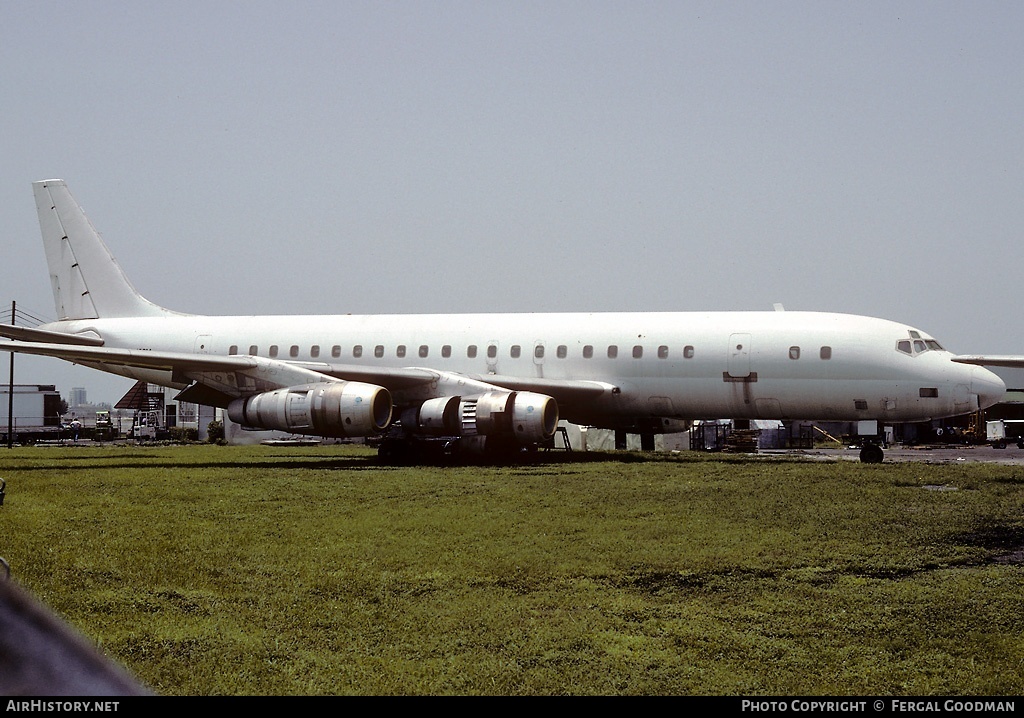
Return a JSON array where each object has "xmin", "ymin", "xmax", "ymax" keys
[
  {"xmin": 1, "ymin": 339, "xmax": 262, "ymax": 374},
  {"xmin": 952, "ymin": 355, "xmax": 1024, "ymax": 369},
  {"xmin": 290, "ymin": 362, "xmax": 618, "ymax": 412},
  {"xmin": 0, "ymin": 340, "xmax": 434, "ymax": 407},
  {"xmin": 0, "ymin": 339, "xmax": 434, "ymax": 385},
  {"xmin": 464, "ymin": 373, "xmax": 618, "ymax": 403},
  {"xmin": 288, "ymin": 361, "xmax": 451, "ymax": 390},
  {"xmin": 0, "ymin": 340, "xmax": 615, "ymax": 410},
  {"xmin": 291, "ymin": 362, "xmax": 618, "ymax": 401}
]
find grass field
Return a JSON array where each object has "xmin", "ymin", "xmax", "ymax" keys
[{"xmin": 1, "ymin": 443, "xmax": 1022, "ymax": 695}]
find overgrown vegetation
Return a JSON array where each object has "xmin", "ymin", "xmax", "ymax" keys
[
  {"xmin": 167, "ymin": 426, "xmax": 198, "ymax": 443},
  {"xmin": 1, "ymin": 444, "xmax": 1022, "ymax": 695}
]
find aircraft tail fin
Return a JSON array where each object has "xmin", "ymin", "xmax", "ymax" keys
[{"xmin": 33, "ymin": 179, "xmax": 169, "ymax": 320}]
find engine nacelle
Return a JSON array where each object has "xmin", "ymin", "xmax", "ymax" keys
[
  {"xmin": 464, "ymin": 391, "xmax": 558, "ymax": 444},
  {"xmin": 400, "ymin": 396, "xmax": 462, "ymax": 436},
  {"xmin": 228, "ymin": 381, "xmax": 392, "ymax": 438}
]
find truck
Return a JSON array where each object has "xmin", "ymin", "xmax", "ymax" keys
[
  {"xmin": 131, "ymin": 410, "xmax": 168, "ymax": 441},
  {"xmin": 986, "ymin": 420, "xmax": 1024, "ymax": 449}
]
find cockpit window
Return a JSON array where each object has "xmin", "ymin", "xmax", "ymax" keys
[{"xmin": 897, "ymin": 332, "xmax": 945, "ymax": 356}]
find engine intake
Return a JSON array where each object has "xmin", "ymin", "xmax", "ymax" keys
[{"xmin": 228, "ymin": 381, "xmax": 392, "ymax": 438}]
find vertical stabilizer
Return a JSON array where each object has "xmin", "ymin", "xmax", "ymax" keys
[{"xmin": 33, "ymin": 180, "xmax": 168, "ymax": 319}]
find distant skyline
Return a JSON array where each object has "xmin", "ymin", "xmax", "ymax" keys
[{"xmin": 3, "ymin": 2, "xmax": 1023, "ymax": 403}]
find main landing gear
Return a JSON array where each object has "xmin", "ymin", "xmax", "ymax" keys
[{"xmin": 859, "ymin": 442, "xmax": 885, "ymax": 464}]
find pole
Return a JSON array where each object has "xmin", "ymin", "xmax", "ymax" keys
[{"xmin": 7, "ymin": 301, "xmax": 14, "ymax": 449}]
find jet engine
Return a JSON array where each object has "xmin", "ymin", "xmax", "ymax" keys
[
  {"xmin": 468, "ymin": 391, "xmax": 558, "ymax": 443},
  {"xmin": 227, "ymin": 381, "xmax": 392, "ymax": 437},
  {"xmin": 400, "ymin": 396, "xmax": 463, "ymax": 436},
  {"xmin": 401, "ymin": 390, "xmax": 558, "ymax": 444}
]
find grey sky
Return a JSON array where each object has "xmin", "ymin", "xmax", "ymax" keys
[{"xmin": 2, "ymin": 1, "xmax": 1023, "ymax": 404}]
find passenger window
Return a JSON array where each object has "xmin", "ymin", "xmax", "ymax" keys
[
  {"xmin": 353, "ymin": 345, "xmax": 363, "ymax": 358},
  {"xmin": 608, "ymin": 345, "xmax": 618, "ymax": 359},
  {"xmin": 290, "ymin": 345, "xmax": 299, "ymax": 358},
  {"xmin": 535, "ymin": 345, "xmax": 544, "ymax": 359},
  {"xmin": 396, "ymin": 345, "xmax": 406, "ymax": 358},
  {"xmin": 683, "ymin": 345, "xmax": 694, "ymax": 359},
  {"xmin": 419, "ymin": 345, "xmax": 429, "ymax": 358},
  {"xmin": 820, "ymin": 346, "xmax": 832, "ymax": 360},
  {"xmin": 632, "ymin": 345, "xmax": 643, "ymax": 359},
  {"xmin": 442, "ymin": 345, "xmax": 452, "ymax": 358},
  {"xmin": 310, "ymin": 345, "xmax": 320, "ymax": 358},
  {"xmin": 487, "ymin": 345, "xmax": 497, "ymax": 359},
  {"xmin": 658, "ymin": 345, "xmax": 669, "ymax": 359},
  {"xmin": 583, "ymin": 345, "xmax": 594, "ymax": 359},
  {"xmin": 557, "ymin": 345, "xmax": 567, "ymax": 359},
  {"xmin": 269, "ymin": 345, "xmax": 279, "ymax": 358},
  {"xmin": 332, "ymin": 345, "xmax": 341, "ymax": 358},
  {"xmin": 789, "ymin": 346, "xmax": 800, "ymax": 360},
  {"xmin": 511, "ymin": 345, "xmax": 521, "ymax": 359},
  {"xmin": 249, "ymin": 345, "xmax": 258, "ymax": 355},
  {"xmin": 374, "ymin": 345, "xmax": 384, "ymax": 358},
  {"xmin": 468, "ymin": 345, "xmax": 478, "ymax": 359},
  {"xmin": 229, "ymin": 345, "xmax": 238, "ymax": 355}
]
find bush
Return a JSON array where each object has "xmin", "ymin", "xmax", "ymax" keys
[
  {"xmin": 207, "ymin": 420, "xmax": 225, "ymax": 443},
  {"xmin": 169, "ymin": 426, "xmax": 198, "ymax": 443}
]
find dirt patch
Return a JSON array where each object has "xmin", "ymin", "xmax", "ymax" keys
[{"xmin": 949, "ymin": 523, "xmax": 1024, "ymax": 565}]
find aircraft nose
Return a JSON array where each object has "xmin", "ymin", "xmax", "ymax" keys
[{"xmin": 971, "ymin": 366, "xmax": 1006, "ymax": 410}]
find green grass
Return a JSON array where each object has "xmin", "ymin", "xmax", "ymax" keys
[{"xmin": 1, "ymin": 444, "xmax": 1023, "ymax": 695}]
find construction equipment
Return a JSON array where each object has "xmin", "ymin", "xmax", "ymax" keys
[
  {"xmin": 93, "ymin": 410, "xmax": 116, "ymax": 441},
  {"xmin": 131, "ymin": 410, "xmax": 161, "ymax": 440}
]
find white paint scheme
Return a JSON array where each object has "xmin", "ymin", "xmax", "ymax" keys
[{"xmin": 0, "ymin": 180, "xmax": 1007, "ymax": 453}]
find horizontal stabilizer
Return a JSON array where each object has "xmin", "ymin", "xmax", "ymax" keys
[{"xmin": 0, "ymin": 323, "xmax": 104, "ymax": 346}]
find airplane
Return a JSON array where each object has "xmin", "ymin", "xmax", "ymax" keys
[{"xmin": 0, "ymin": 179, "xmax": 1009, "ymax": 463}]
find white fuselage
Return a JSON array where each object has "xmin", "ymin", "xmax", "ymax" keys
[{"xmin": 47, "ymin": 309, "xmax": 1006, "ymax": 430}]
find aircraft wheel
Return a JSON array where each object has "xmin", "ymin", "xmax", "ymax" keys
[
  {"xmin": 378, "ymin": 439, "xmax": 412, "ymax": 465},
  {"xmin": 859, "ymin": 444, "xmax": 884, "ymax": 464}
]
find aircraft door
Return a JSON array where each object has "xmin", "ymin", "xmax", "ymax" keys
[
  {"xmin": 953, "ymin": 383, "xmax": 978, "ymax": 414},
  {"xmin": 728, "ymin": 334, "xmax": 751, "ymax": 378},
  {"xmin": 486, "ymin": 341, "xmax": 499, "ymax": 374},
  {"xmin": 194, "ymin": 335, "xmax": 212, "ymax": 354}
]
